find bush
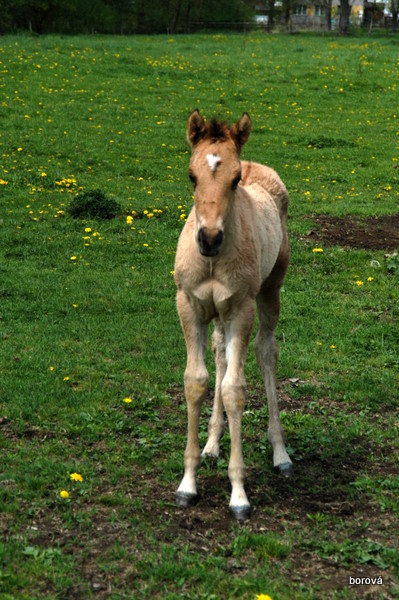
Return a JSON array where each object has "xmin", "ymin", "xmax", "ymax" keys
[{"xmin": 67, "ymin": 190, "xmax": 121, "ymax": 220}]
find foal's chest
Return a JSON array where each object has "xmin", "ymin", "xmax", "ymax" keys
[{"xmin": 191, "ymin": 279, "xmax": 235, "ymax": 322}]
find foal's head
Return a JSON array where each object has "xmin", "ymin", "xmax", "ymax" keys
[{"xmin": 186, "ymin": 110, "xmax": 252, "ymax": 257}]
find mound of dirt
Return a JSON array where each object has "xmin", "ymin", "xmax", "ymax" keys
[{"xmin": 306, "ymin": 214, "xmax": 399, "ymax": 251}]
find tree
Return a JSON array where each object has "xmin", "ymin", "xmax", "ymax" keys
[
  {"xmin": 338, "ymin": 0, "xmax": 351, "ymax": 34},
  {"xmin": 391, "ymin": 0, "xmax": 398, "ymax": 32},
  {"xmin": 282, "ymin": 0, "xmax": 293, "ymax": 31},
  {"xmin": 322, "ymin": 0, "xmax": 333, "ymax": 30}
]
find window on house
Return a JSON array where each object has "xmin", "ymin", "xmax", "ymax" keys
[
  {"xmin": 315, "ymin": 5, "xmax": 326, "ymax": 16},
  {"xmin": 294, "ymin": 5, "xmax": 308, "ymax": 15}
]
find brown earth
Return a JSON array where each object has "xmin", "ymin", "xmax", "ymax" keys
[
  {"xmin": 3, "ymin": 385, "xmax": 398, "ymax": 599},
  {"xmin": 305, "ymin": 213, "xmax": 399, "ymax": 251}
]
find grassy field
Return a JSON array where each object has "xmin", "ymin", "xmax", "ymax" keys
[{"xmin": 0, "ymin": 31, "xmax": 398, "ymax": 599}]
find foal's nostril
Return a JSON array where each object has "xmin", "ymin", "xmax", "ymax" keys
[
  {"xmin": 198, "ymin": 228, "xmax": 224, "ymax": 256},
  {"xmin": 213, "ymin": 229, "xmax": 224, "ymax": 249}
]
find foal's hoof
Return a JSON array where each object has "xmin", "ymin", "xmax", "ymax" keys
[
  {"xmin": 176, "ymin": 491, "xmax": 198, "ymax": 508},
  {"xmin": 230, "ymin": 505, "xmax": 251, "ymax": 521},
  {"xmin": 275, "ymin": 462, "xmax": 294, "ymax": 477},
  {"xmin": 201, "ymin": 452, "xmax": 219, "ymax": 463}
]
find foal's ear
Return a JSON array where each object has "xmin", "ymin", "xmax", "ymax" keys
[
  {"xmin": 230, "ymin": 112, "xmax": 252, "ymax": 152},
  {"xmin": 187, "ymin": 109, "xmax": 206, "ymax": 147}
]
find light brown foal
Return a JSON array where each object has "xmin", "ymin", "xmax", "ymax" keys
[{"xmin": 174, "ymin": 110, "xmax": 292, "ymax": 519}]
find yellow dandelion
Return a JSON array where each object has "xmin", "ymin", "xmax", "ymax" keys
[
  {"xmin": 63, "ymin": 376, "xmax": 70, "ymax": 381},
  {"xmin": 256, "ymin": 595, "xmax": 273, "ymax": 600},
  {"xmin": 85, "ymin": 227, "xmax": 92, "ymax": 233},
  {"xmin": 355, "ymin": 280, "xmax": 364, "ymax": 286},
  {"xmin": 70, "ymin": 256, "xmax": 77, "ymax": 261},
  {"xmin": 70, "ymin": 472, "xmax": 83, "ymax": 482},
  {"xmin": 312, "ymin": 247, "xmax": 323, "ymax": 253},
  {"xmin": 126, "ymin": 215, "xmax": 133, "ymax": 224},
  {"xmin": 330, "ymin": 344, "xmax": 336, "ymax": 349},
  {"xmin": 60, "ymin": 490, "xmax": 69, "ymax": 499},
  {"xmin": 123, "ymin": 397, "xmax": 133, "ymax": 404},
  {"xmin": 367, "ymin": 277, "xmax": 373, "ymax": 282}
]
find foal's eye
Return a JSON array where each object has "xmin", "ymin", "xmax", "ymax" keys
[
  {"xmin": 232, "ymin": 174, "xmax": 241, "ymax": 190},
  {"xmin": 188, "ymin": 172, "xmax": 197, "ymax": 186}
]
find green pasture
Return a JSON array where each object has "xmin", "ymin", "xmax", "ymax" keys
[{"xmin": 0, "ymin": 32, "xmax": 398, "ymax": 599}]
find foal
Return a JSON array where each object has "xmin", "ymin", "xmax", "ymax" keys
[{"xmin": 174, "ymin": 110, "xmax": 292, "ymax": 519}]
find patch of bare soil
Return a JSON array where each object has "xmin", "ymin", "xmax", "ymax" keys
[{"xmin": 305, "ymin": 213, "xmax": 399, "ymax": 250}]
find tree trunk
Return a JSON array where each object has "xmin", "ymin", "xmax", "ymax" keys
[
  {"xmin": 325, "ymin": 4, "xmax": 332, "ymax": 30},
  {"xmin": 268, "ymin": 0, "xmax": 276, "ymax": 31},
  {"xmin": 170, "ymin": 0, "xmax": 182, "ymax": 34},
  {"xmin": 339, "ymin": 0, "xmax": 351, "ymax": 34},
  {"xmin": 392, "ymin": 10, "xmax": 398, "ymax": 32}
]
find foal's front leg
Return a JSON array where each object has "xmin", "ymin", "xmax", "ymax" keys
[
  {"xmin": 176, "ymin": 290, "xmax": 209, "ymax": 507},
  {"xmin": 222, "ymin": 301, "xmax": 255, "ymax": 520}
]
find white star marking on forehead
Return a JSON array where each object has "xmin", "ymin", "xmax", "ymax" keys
[{"xmin": 206, "ymin": 153, "xmax": 221, "ymax": 172}]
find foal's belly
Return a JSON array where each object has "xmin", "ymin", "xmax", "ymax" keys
[{"xmin": 191, "ymin": 279, "xmax": 234, "ymax": 321}]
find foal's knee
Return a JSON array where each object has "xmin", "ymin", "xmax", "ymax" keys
[
  {"xmin": 184, "ymin": 372, "xmax": 209, "ymax": 404},
  {"xmin": 221, "ymin": 379, "xmax": 246, "ymax": 414}
]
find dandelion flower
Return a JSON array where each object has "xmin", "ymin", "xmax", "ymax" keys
[
  {"xmin": 126, "ymin": 215, "xmax": 133, "ymax": 224},
  {"xmin": 85, "ymin": 227, "xmax": 92, "ymax": 233},
  {"xmin": 70, "ymin": 472, "xmax": 83, "ymax": 482},
  {"xmin": 123, "ymin": 397, "xmax": 133, "ymax": 404},
  {"xmin": 312, "ymin": 247, "xmax": 323, "ymax": 253},
  {"xmin": 63, "ymin": 376, "xmax": 70, "ymax": 381},
  {"xmin": 355, "ymin": 280, "xmax": 364, "ymax": 286},
  {"xmin": 330, "ymin": 344, "xmax": 336, "ymax": 349},
  {"xmin": 60, "ymin": 490, "xmax": 69, "ymax": 499},
  {"xmin": 70, "ymin": 256, "xmax": 77, "ymax": 261},
  {"xmin": 256, "ymin": 595, "xmax": 273, "ymax": 600},
  {"xmin": 367, "ymin": 277, "xmax": 374, "ymax": 282}
]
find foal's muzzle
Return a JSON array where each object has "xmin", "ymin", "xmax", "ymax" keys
[{"xmin": 198, "ymin": 227, "xmax": 224, "ymax": 257}]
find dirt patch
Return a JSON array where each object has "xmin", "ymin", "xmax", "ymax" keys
[
  {"xmin": 305, "ymin": 213, "xmax": 399, "ymax": 251},
  {"xmin": 2, "ymin": 385, "xmax": 398, "ymax": 599}
]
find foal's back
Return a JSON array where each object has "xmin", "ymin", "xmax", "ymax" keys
[{"xmin": 241, "ymin": 160, "xmax": 289, "ymax": 226}]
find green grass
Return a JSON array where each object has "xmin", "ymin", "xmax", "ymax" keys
[{"xmin": 0, "ymin": 32, "xmax": 398, "ymax": 599}]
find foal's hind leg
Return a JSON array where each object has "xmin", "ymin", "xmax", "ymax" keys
[
  {"xmin": 202, "ymin": 319, "xmax": 226, "ymax": 460},
  {"xmin": 254, "ymin": 280, "xmax": 292, "ymax": 476}
]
